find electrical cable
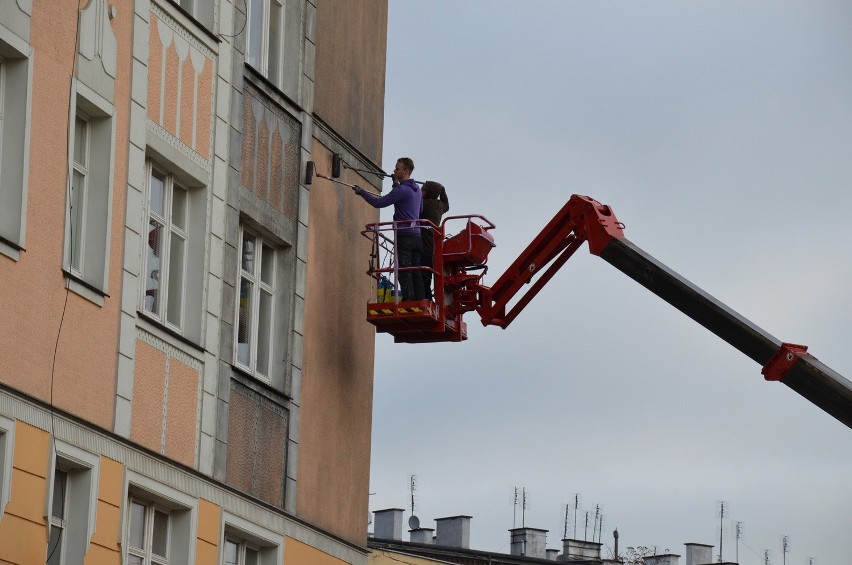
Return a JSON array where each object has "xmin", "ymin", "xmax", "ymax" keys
[
  {"xmin": 218, "ymin": 0, "xmax": 248, "ymax": 40},
  {"xmin": 46, "ymin": 0, "xmax": 82, "ymax": 560}
]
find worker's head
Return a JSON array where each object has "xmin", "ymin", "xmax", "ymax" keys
[
  {"xmin": 394, "ymin": 157, "xmax": 414, "ymax": 181},
  {"xmin": 422, "ymin": 181, "xmax": 444, "ymax": 200}
]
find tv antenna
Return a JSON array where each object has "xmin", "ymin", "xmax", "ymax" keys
[
  {"xmin": 408, "ymin": 474, "xmax": 420, "ymax": 530},
  {"xmin": 782, "ymin": 535, "xmax": 789, "ymax": 565},
  {"xmin": 717, "ymin": 501, "xmax": 726, "ymax": 562},
  {"xmin": 563, "ymin": 503, "xmax": 570, "ymax": 539},
  {"xmin": 735, "ymin": 521, "xmax": 743, "ymax": 563},
  {"xmin": 573, "ymin": 494, "xmax": 580, "ymax": 538},
  {"xmin": 513, "ymin": 486, "xmax": 528, "ymax": 528}
]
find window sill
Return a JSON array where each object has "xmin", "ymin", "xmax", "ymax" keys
[
  {"xmin": 63, "ymin": 270, "xmax": 108, "ymax": 307},
  {"xmin": 137, "ymin": 311, "xmax": 205, "ymax": 353}
]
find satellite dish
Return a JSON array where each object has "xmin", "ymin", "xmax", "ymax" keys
[{"xmin": 408, "ymin": 515, "xmax": 420, "ymax": 530}]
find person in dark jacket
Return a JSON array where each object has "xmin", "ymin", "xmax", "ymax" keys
[
  {"xmin": 419, "ymin": 180, "xmax": 449, "ymax": 300},
  {"xmin": 354, "ymin": 157, "xmax": 425, "ymax": 301}
]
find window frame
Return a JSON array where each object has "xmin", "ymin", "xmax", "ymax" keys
[
  {"xmin": 234, "ymin": 226, "xmax": 277, "ymax": 382},
  {"xmin": 127, "ymin": 497, "xmax": 172, "ymax": 565},
  {"xmin": 62, "ymin": 80, "xmax": 116, "ymax": 300},
  {"xmin": 142, "ymin": 161, "xmax": 190, "ymax": 333},
  {"xmin": 221, "ymin": 511, "xmax": 283, "ymax": 565},
  {"xmin": 0, "ymin": 23, "xmax": 33, "ymax": 259},
  {"xmin": 44, "ymin": 441, "xmax": 100, "ymax": 565},
  {"xmin": 0, "ymin": 415, "xmax": 14, "ymax": 521},
  {"xmin": 245, "ymin": 0, "xmax": 284, "ymax": 85},
  {"xmin": 123, "ymin": 471, "xmax": 197, "ymax": 565},
  {"xmin": 69, "ymin": 112, "xmax": 91, "ymax": 276}
]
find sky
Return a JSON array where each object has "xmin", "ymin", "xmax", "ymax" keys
[{"xmin": 368, "ymin": 2, "xmax": 852, "ymax": 564}]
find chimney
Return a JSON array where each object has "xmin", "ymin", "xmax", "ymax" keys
[
  {"xmin": 435, "ymin": 515, "xmax": 472, "ymax": 548},
  {"xmin": 685, "ymin": 543, "xmax": 714, "ymax": 565},
  {"xmin": 509, "ymin": 527, "xmax": 548, "ymax": 559},
  {"xmin": 562, "ymin": 538, "xmax": 602, "ymax": 560},
  {"xmin": 409, "ymin": 527, "xmax": 435, "ymax": 544},
  {"xmin": 646, "ymin": 554, "xmax": 680, "ymax": 565},
  {"xmin": 373, "ymin": 509, "xmax": 404, "ymax": 541},
  {"xmin": 546, "ymin": 548, "xmax": 560, "ymax": 561}
]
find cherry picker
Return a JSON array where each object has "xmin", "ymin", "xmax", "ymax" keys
[{"xmin": 361, "ymin": 194, "xmax": 852, "ymax": 429}]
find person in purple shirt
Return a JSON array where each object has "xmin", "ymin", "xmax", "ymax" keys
[{"xmin": 354, "ymin": 157, "xmax": 425, "ymax": 301}]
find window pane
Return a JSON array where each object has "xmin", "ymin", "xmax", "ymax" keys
[
  {"xmin": 46, "ymin": 523, "xmax": 63, "ymax": 565},
  {"xmin": 260, "ymin": 244, "xmax": 274, "ymax": 285},
  {"xmin": 171, "ymin": 185, "xmax": 187, "ymax": 231},
  {"xmin": 224, "ymin": 540, "xmax": 239, "ymax": 565},
  {"xmin": 241, "ymin": 235, "xmax": 256, "ymax": 273},
  {"xmin": 129, "ymin": 501, "xmax": 147, "ymax": 549},
  {"xmin": 70, "ymin": 169, "xmax": 85, "ymax": 271},
  {"xmin": 166, "ymin": 233, "xmax": 185, "ymax": 327},
  {"xmin": 149, "ymin": 169, "xmax": 166, "ymax": 218},
  {"xmin": 152, "ymin": 509, "xmax": 169, "ymax": 557},
  {"xmin": 247, "ymin": 0, "xmax": 264, "ymax": 70},
  {"xmin": 51, "ymin": 469, "xmax": 67, "ymax": 519},
  {"xmin": 267, "ymin": 0, "xmax": 283, "ymax": 83},
  {"xmin": 237, "ymin": 278, "xmax": 254, "ymax": 366},
  {"xmin": 145, "ymin": 220, "xmax": 164, "ymax": 314},
  {"xmin": 245, "ymin": 547, "xmax": 260, "ymax": 565},
  {"xmin": 126, "ymin": 556, "xmax": 144, "ymax": 565},
  {"xmin": 74, "ymin": 116, "xmax": 87, "ymax": 165},
  {"xmin": 257, "ymin": 289, "xmax": 272, "ymax": 376}
]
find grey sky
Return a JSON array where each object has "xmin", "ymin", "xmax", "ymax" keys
[{"xmin": 369, "ymin": 2, "xmax": 852, "ymax": 563}]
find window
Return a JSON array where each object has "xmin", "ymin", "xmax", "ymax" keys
[
  {"xmin": 246, "ymin": 0, "xmax": 283, "ymax": 85},
  {"xmin": 236, "ymin": 228, "xmax": 276, "ymax": 380},
  {"xmin": 224, "ymin": 538, "xmax": 260, "ymax": 565},
  {"xmin": 124, "ymin": 472, "xmax": 195, "ymax": 565},
  {"xmin": 173, "ymin": 0, "xmax": 215, "ymax": 30},
  {"xmin": 143, "ymin": 164, "xmax": 189, "ymax": 330},
  {"xmin": 63, "ymin": 82, "xmax": 115, "ymax": 297},
  {"xmin": 46, "ymin": 468, "xmax": 68, "ymax": 565},
  {"xmin": 0, "ymin": 27, "xmax": 33, "ymax": 257},
  {"xmin": 44, "ymin": 443, "xmax": 99, "ymax": 565},
  {"xmin": 221, "ymin": 514, "xmax": 282, "ymax": 565},
  {"xmin": 69, "ymin": 115, "xmax": 89, "ymax": 274},
  {"xmin": 127, "ymin": 498, "xmax": 171, "ymax": 565},
  {"xmin": 0, "ymin": 415, "xmax": 13, "ymax": 519}
]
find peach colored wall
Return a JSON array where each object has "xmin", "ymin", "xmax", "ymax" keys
[
  {"xmin": 0, "ymin": 422, "xmax": 49, "ymax": 564},
  {"xmin": 284, "ymin": 537, "xmax": 352, "ymax": 565},
  {"xmin": 0, "ymin": 0, "xmax": 132, "ymax": 430},
  {"xmin": 313, "ymin": 0, "xmax": 388, "ymax": 165},
  {"xmin": 195, "ymin": 499, "xmax": 221, "ymax": 565},
  {"xmin": 131, "ymin": 340, "xmax": 168, "ymax": 453},
  {"xmin": 132, "ymin": 339, "xmax": 200, "ymax": 466},
  {"xmin": 147, "ymin": 12, "xmax": 214, "ymax": 161},
  {"xmin": 84, "ymin": 456, "xmax": 124, "ymax": 565},
  {"xmin": 297, "ymin": 144, "xmax": 379, "ymax": 545},
  {"xmin": 164, "ymin": 357, "xmax": 199, "ymax": 467}
]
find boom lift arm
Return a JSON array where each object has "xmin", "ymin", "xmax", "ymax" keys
[{"xmin": 362, "ymin": 195, "xmax": 852, "ymax": 429}]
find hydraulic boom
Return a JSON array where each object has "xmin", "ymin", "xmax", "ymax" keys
[{"xmin": 361, "ymin": 194, "xmax": 852, "ymax": 429}]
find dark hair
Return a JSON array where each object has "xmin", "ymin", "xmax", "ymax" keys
[{"xmin": 397, "ymin": 157, "xmax": 414, "ymax": 173}]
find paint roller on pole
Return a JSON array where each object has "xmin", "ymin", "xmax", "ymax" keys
[{"xmin": 304, "ymin": 154, "xmax": 380, "ymax": 195}]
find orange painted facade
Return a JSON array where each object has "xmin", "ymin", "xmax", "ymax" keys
[{"xmin": 0, "ymin": 1, "xmax": 388, "ymax": 563}]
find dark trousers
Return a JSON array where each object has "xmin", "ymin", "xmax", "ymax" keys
[{"xmin": 397, "ymin": 233, "xmax": 425, "ymax": 301}]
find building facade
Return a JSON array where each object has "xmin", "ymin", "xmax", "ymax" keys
[{"xmin": 0, "ymin": 0, "xmax": 386, "ymax": 563}]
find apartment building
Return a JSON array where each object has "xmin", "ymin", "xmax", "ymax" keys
[{"xmin": 0, "ymin": 0, "xmax": 386, "ymax": 563}]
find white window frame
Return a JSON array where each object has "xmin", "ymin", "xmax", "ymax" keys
[
  {"xmin": 246, "ymin": 0, "xmax": 284, "ymax": 85},
  {"xmin": 234, "ymin": 227, "xmax": 276, "ymax": 382},
  {"xmin": 44, "ymin": 441, "xmax": 100, "ymax": 565},
  {"xmin": 127, "ymin": 497, "xmax": 172, "ymax": 565},
  {"xmin": 123, "ymin": 471, "xmax": 197, "ymax": 565},
  {"xmin": 68, "ymin": 113, "xmax": 90, "ymax": 276},
  {"xmin": 0, "ymin": 415, "xmax": 14, "ymax": 521},
  {"xmin": 142, "ymin": 161, "xmax": 190, "ymax": 332},
  {"xmin": 63, "ymin": 80, "xmax": 116, "ymax": 301},
  {"xmin": 221, "ymin": 512, "xmax": 283, "ymax": 565},
  {"xmin": 0, "ymin": 24, "xmax": 33, "ymax": 259}
]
